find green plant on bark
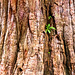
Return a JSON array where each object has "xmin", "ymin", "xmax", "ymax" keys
[
  {"xmin": 45, "ymin": 24, "xmax": 56, "ymax": 33},
  {"xmin": 46, "ymin": 16, "xmax": 56, "ymax": 34},
  {"xmin": 48, "ymin": 52, "xmax": 50, "ymax": 54},
  {"xmin": 46, "ymin": 16, "xmax": 56, "ymax": 54},
  {"xmin": 48, "ymin": 16, "xmax": 52, "ymax": 19}
]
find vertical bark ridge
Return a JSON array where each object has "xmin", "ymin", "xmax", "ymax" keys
[
  {"xmin": 23, "ymin": 0, "xmax": 39, "ymax": 74},
  {"xmin": 50, "ymin": 0, "xmax": 67, "ymax": 75},
  {"xmin": 22, "ymin": 0, "xmax": 46, "ymax": 75},
  {"xmin": 50, "ymin": 0, "xmax": 75, "ymax": 75},
  {"xmin": 62, "ymin": 0, "xmax": 75, "ymax": 74},
  {"xmin": 0, "ymin": 0, "xmax": 17, "ymax": 75},
  {"xmin": 0, "ymin": 0, "xmax": 7, "ymax": 63},
  {"xmin": 17, "ymin": 0, "xmax": 29, "ymax": 41},
  {"xmin": 14, "ymin": 0, "xmax": 29, "ymax": 74},
  {"xmin": 69, "ymin": 0, "xmax": 75, "ymax": 74}
]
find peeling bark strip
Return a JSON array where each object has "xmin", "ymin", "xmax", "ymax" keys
[{"xmin": 0, "ymin": 0, "xmax": 75, "ymax": 75}]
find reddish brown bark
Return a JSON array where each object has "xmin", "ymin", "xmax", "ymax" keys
[{"xmin": 0, "ymin": 0, "xmax": 75, "ymax": 75}]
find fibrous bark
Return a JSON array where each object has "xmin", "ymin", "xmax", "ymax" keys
[{"xmin": 0, "ymin": 0, "xmax": 75, "ymax": 75}]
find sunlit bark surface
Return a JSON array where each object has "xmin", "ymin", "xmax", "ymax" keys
[{"xmin": 0, "ymin": 0, "xmax": 75, "ymax": 75}]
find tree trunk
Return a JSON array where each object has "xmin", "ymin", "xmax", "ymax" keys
[{"xmin": 0, "ymin": 0, "xmax": 75, "ymax": 75}]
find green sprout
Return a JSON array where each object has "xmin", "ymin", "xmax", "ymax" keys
[
  {"xmin": 48, "ymin": 16, "xmax": 52, "ymax": 19},
  {"xmin": 45, "ymin": 24, "xmax": 56, "ymax": 33},
  {"xmin": 48, "ymin": 52, "xmax": 50, "ymax": 54}
]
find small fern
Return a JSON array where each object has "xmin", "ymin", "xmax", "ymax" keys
[
  {"xmin": 45, "ymin": 24, "xmax": 56, "ymax": 33},
  {"xmin": 48, "ymin": 52, "xmax": 50, "ymax": 54},
  {"xmin": 45, "ymin": 16, "xmax": 56, "ymax": 34},
  {"xmin": 48, "ymin": 16, "xmax": 52, "ymax": 19},
  {"xmin": 46, "ymin": 16, "xmax": 56, "ymax": 54}
]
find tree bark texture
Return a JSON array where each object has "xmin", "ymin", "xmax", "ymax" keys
[{"xmin": 0, "ymin": 0, "xmax": 75, "ymax": 75}]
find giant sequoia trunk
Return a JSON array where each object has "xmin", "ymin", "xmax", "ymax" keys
[{"xmin": 0, "ymin": 0, "xmax": 75, "ymax": 75}]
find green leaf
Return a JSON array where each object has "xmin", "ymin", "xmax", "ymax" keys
[
  {"xmin": 50, "ymin": 27, "xmax": 56, "ymax": 30},
  {"xmin": 48, "ymin": 30, "xmax": 51, "ymax": 33},
  {"xmin": 48, "ymin": 24, "xmax": 50, "ymax": 27},
  {"xmin": 46, "ymin": 27, "xmax": 48, "ymax": 29},
  {"xmin": 48, "ymin": 52, "xmax": 50, "ymax": 54},
  {"xmin": 45, "ymin": 29, "xmax": 48, "ymax": 33},
  {"xmin": 46, "ymin": 24, "xmax": 47, "ymax": 26},
  {"xmin": 49, "ymin": 28, "xmax": 51, "ymax": 32},
  {"xmin": 48, "ymin": 16, "xmax": 52, "ymax": 19},
  {"xmin": 49, "ymin": 27, "xmax": 51, "ymax": 29},
  {"xmin": 46, "ymin": 26, "xmax": 49, "ymax": 29}
]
